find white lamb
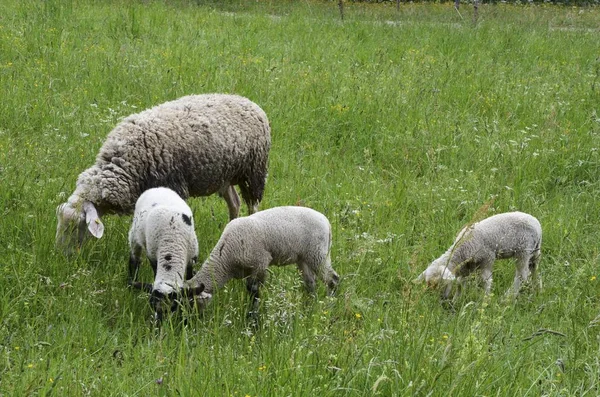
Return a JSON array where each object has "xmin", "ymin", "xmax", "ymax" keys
[
  {"xmin": 128, "ymin": 187, "xmax": 205, "ymax": 321},
  {"xmin": 56, "ymin": 94, "xmax": 271, "ymax": 255},
  {"xmin": 416, "ymin": 211, "xmax": 542, "ymax": 298},
  {"xmin": 184, "ymin": 206, "xmax": 340, "ymax": 312}
]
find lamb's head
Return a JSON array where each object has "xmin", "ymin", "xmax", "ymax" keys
[
  {"xmin": 130, "ymin": 282, "xmax": 211, "ymax": 323},
  {"xmin": 56, "ymin": 196, "xmax": 104, "ymax": 255},
  {"xmin": 149, "ymin": 289, "xmax": 180, "ymax": 323},
  {"xmin": 189, "ymin": 284, "xmax": 213, "ymax": 311},
  {"xmin": 414, "ymin": 258, "xmax": 456, "ymax": 287}
]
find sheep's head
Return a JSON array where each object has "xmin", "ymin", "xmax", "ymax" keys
[
  {"xmin": 414, "ymin": 259, "xmax": 455, "ymax": 287},
  {"xmin": 130, "ymin": 282, "xmax": 211, "ymax": 324},
  {"xmin": 56, "ymin": 197, "xmax": 104, "ymax": 255},
  {"xmin": 150, "ymin": 289, "xmax": 180, "ymax": 323}
]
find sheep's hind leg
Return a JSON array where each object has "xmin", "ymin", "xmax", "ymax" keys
[
  {"xmin": 529, "ymin": 250, "xmax": 542, "ymax": 291},
  {"xmin": 319, "ymin": 253, "xmax": 339, "ymax": 296},
  {"xmin": 220, "ymin": 185, "xmax": 241, "ymax": 220},
  {"xmin": 238, "ymin": 185, "xmax": 260, "ymax": 216},
  {"xmin": 512, "ymin": 254, "xmax": 532, "ymax": 296}
]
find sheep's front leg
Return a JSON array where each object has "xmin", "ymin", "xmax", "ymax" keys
[
  {"xmin": 298, "ymin": 261, "xmax": 317, "ymax": 296},
  {"xmin": 319, "ymin": 253, "xmax": 339, "ymax": 296},
  {"xmin": 149, "ymin": 258, "xmax": 158, "ymax": 278},
  {"xmin": 246, "ymin": 277, "xmax": 260, "ymax": 304},
  {"xmin": 442, "ymin": 282, "xmax": 454, "ymax": 300},
  {"xmin": 480, "ymin": 267, "xmax": 493, "ymax": 295},
  {"xmin": 128, "ymin": 245, "xmax": 143, "ymax": 284},
  {"xmin": 185, "ymin": 262, "xmax": 195, "ymax": 281},
  {"xmin": 246, "ymin": 273, "xmax": 265, "ymax": 318}
]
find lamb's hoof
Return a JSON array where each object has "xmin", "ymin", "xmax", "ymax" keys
[
  {"xmin": 246, "ymin": 310, "xmax": 260, "ymax": 327},
  {"xmin": 441, "ymin": 298, "xmax": 456, "ymax": 313}
]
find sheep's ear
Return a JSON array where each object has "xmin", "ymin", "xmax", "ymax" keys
[
  {"xmin": 181, "ymin": 283, "xmax": 205, "ymax": 298},
  {"xmin": 184, "ymin": 283, "xmax": 206, "ymax": 297},
  {"xmin": 193, "ymin": 283, "xmax": 205, "ymax": 295},
  {"xmin": 83, "ymin": 202, "xmax": 104, "ymax": 238}
]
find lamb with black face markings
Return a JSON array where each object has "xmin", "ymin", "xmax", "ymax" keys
[{"xmin": 127, "ymin": 187, "xmax": 207, "ymax": 322}]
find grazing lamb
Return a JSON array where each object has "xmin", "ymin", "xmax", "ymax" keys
[
  {"xmin": 127, "ymin": 187, "xmax": 204, "ymax": 322},
  {"xmin": 184, "ymin": 206, "xmax": 340, "ymax": 312},
  {"xmin": 56, "ymin": 94, "xmax": 271, "ymax": 254},
  {"xmin": 416, "ymin": 211, "xmax": 542, "ymax": 298}
]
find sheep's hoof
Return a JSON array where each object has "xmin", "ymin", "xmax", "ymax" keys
[
  {"xmin": 441, "ymin": 298, "xmax": 457, "ymax": 313},
  {"xmin": 246, "ymin": 310, "xmax": 260, "ymax": 328}
]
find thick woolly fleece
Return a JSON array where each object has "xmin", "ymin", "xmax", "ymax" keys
[
  {"xmin": 419, "ymin": 211, "xmax": 542, "ymax": 295},
  {"xmin": 128, "ymin": 187, "xmax": 199, "ymax": 295},
  {"xmin": 187, "ymin": 206, "xmax": 339, "ymax": 296},
  {"xmin": 56, "ymin": 94, "xmax": 271, "ymax": 252}
]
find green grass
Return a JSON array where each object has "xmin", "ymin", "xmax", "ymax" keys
[{"xmin": 1, "ymin": 0, "xmax": 599, "ymax": 395}]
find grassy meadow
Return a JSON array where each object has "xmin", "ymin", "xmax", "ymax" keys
[{"xmin": 1, "ymin": 0, "xmax": 600, "ymax": 395}]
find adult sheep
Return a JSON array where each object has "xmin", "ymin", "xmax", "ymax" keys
[{"xmin": 56, "ymin": 94, "xmax": 271, "ymax": 254}]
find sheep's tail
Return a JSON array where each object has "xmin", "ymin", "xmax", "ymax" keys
[{"xmin": 239, "ymin": 149, "xmax": 270, "ymax": 213}]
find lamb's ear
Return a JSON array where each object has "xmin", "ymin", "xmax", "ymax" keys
[
  {"xmin": 83, "ymin": 202, "xmax": 104, "ymax": 238},
  {"xmin": 180, "ymin": 283, "xmax": 204, "ymax": 298},
  {"xmin": 188, "ymin": 283, "xmax": 206, "ymax": 297}
]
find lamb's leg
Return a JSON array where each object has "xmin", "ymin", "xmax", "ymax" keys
[
  {"xmin": 442, "ymin": 283, "xmax": 454, "ymax": 300},
  {"xmin": 246, "ymin": 277, "xmax": 261, "ymax": 305},
  {"xmin": 149, "ymin": 258, "xmax": 158, "ymax": 278},
  {"xmin": 298, "ymin": 261, "xmax": 317, "ymax": 295},
  {"xmin": 480, "ymin": 266, "xmax": 493, "ymax": 295},
  {"xmin": 128, "ymin": 245, "xmax": 143, "ymax": 284},
  {"xmin": 512, "ymin": 254, "xmax": 532, "ymax": 295},
  {"xmin": 220, "ymin": 185, "xmax": 241, "ymax": 220},
  {"xmin": 319, "ymin": 253, "xmax": 339, "ymax": 296},
  {"xmin": 246, "ymin": 272, "xmax": 265, "ymax": 318},
  {"xmin": 529, "ymin": 250, "xmax": 542, "ymax": 290},
  {"xmin": 185, "ymin": 263, "xmax": 195, "ymax": 281}
]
